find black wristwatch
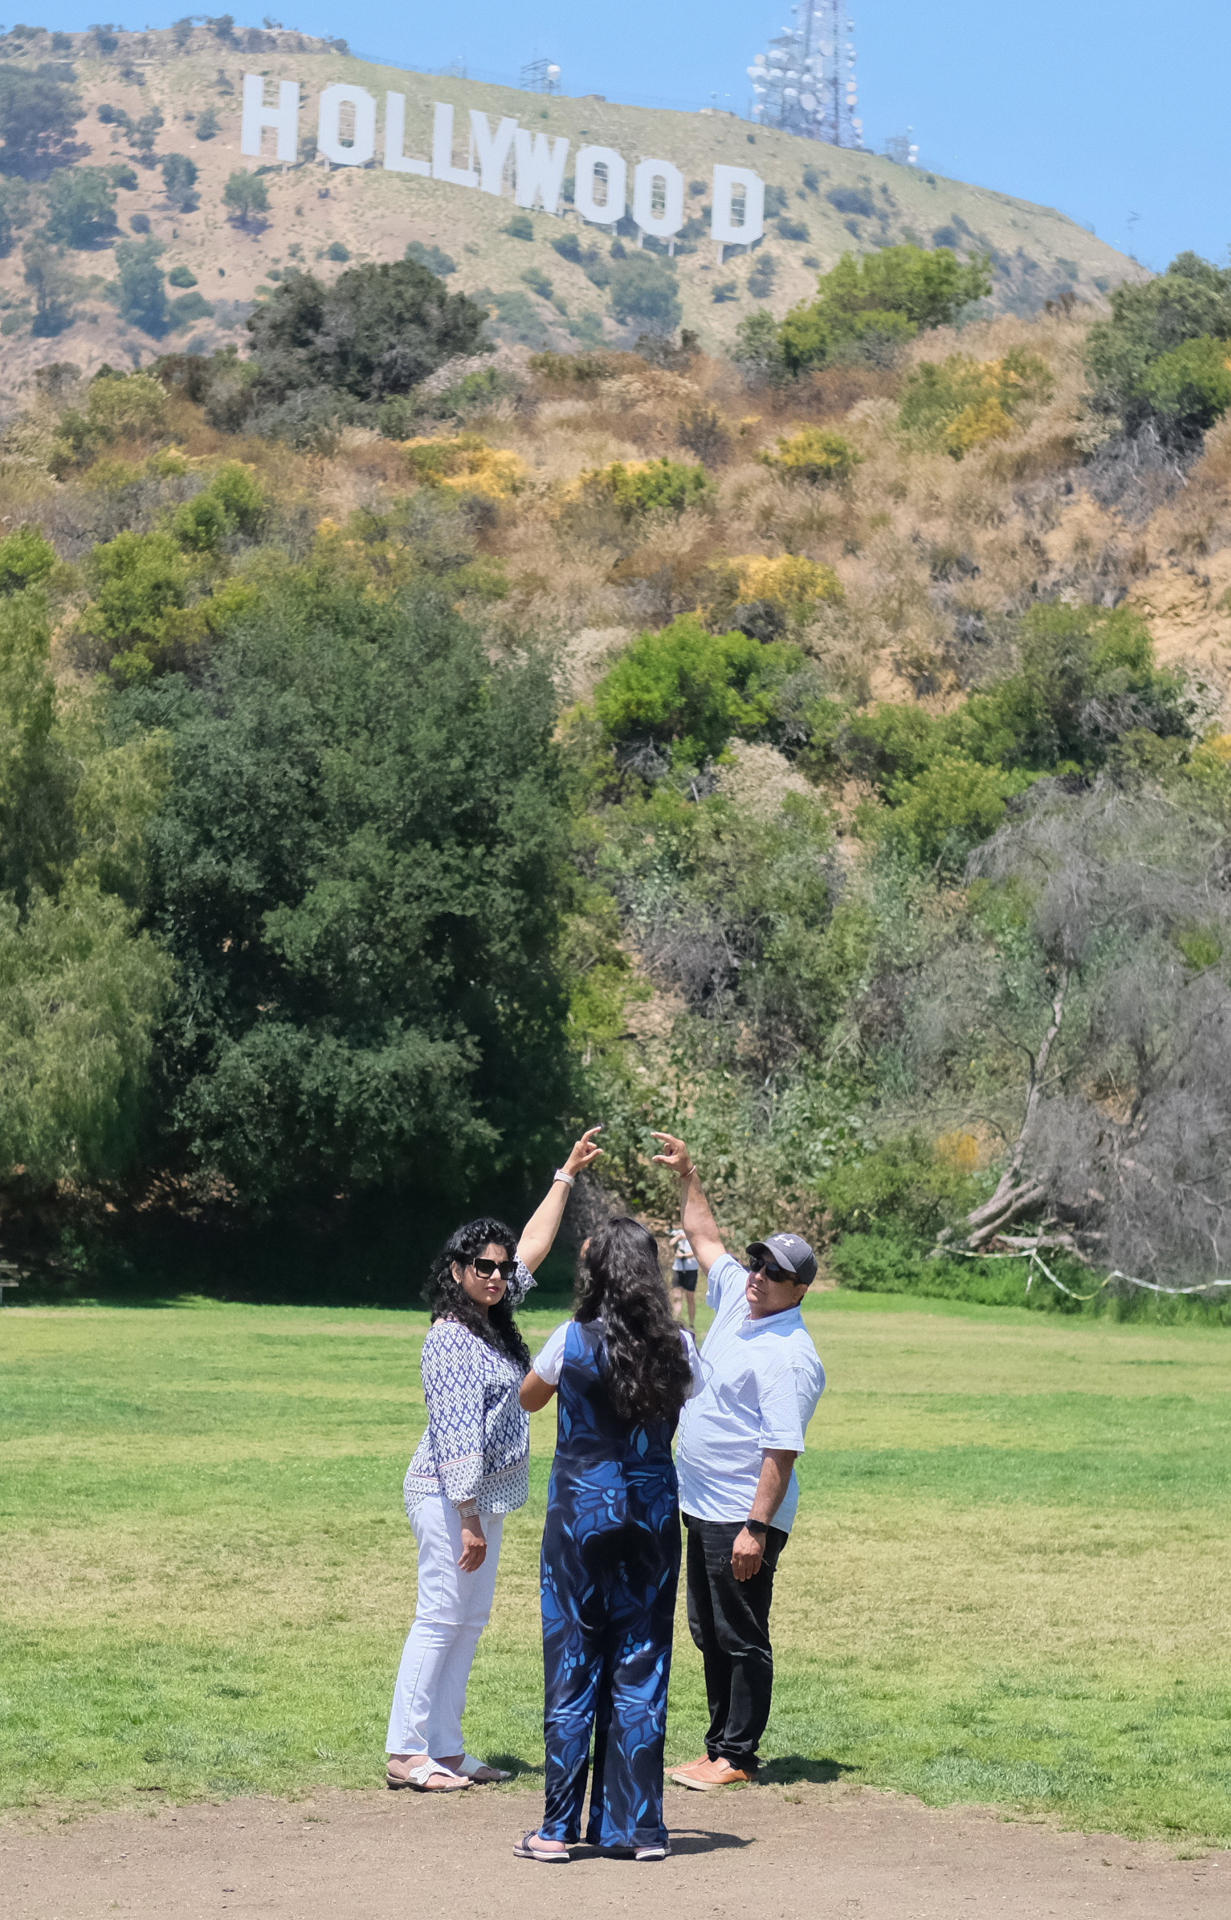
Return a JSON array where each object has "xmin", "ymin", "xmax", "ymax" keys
[{"xmin": 744, "ymin": 1519, "xmax": 768, "ymax": 1539}]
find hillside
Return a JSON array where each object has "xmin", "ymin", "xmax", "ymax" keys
[{"xmin": 0, "ymin": 21, "xmax": 1142, "ymax": 390}]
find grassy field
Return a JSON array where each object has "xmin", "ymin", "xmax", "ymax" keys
[{"xmin": 2, "ymin": 1291, "xmax": 1229, "ymax": 1842}]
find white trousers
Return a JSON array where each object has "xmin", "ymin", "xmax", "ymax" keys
[{"xmin": 385, "ymin": 1494, "xmax": 504, "ymax": 1758}]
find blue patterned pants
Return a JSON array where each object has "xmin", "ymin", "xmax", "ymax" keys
[{"xmin": 540, "ymin": 1475, "xmax": 680, "ymax": 1850}]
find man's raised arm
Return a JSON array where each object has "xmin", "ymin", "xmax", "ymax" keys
[{"xmin": 650, "ymin": 1132, "xmax": 726, "ymax": 1276}]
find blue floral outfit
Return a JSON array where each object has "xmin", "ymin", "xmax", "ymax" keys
[{"xmin": 533, "ymin": 1319, "xmax": 694, "ymax": 1853}]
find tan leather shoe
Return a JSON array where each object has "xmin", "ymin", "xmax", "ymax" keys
[
  {"xmin": 668, "ymin": 1755, "xmax": 714, "ymax": 1787},
  {"xmin": 673, "ymin": 1758, "xmax": 756, "ymax": 1791}
]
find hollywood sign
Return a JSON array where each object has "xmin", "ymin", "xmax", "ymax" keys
[{"xmin": 240, "ymin": 74, "xmax": 766, "ymax": 247}]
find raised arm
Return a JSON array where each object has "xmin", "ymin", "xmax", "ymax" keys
[
  {"xmin": 650, "ymin": 1132, "xmax": 726, "ymax": 1275},
  {"xmin": 516, "ymin": 1126, "xmax": 604, "ymax": 1274}
]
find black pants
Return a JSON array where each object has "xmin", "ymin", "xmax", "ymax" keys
[{"xmin": 683, "ymin": 1514, "xmax": 788, "ymax": 1769}]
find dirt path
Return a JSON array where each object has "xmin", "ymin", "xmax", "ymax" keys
[{"xmin": 3, "ymin": 1785, "xmax": 1228, "ymax": 1920}]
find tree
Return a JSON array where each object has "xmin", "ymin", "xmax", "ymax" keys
[
  {"xmin": 777, "ymin": 245, "xmax": 993, "ymax": 374},
  {"xmin": 160, "ymin": 151, "xmax": 199, "ymax": 213},
  {"xmin": 23, "ymin": 238, "xmax": 78, "ymax": 335},
  {"xmin": 0, "ymin": 591, "xmax": 170, "ymax": 1194},
  {"xmin": 44, "ymin": 165, "xmax": 117, "ymax": 247},
  {"xmin": 129, "ymin": 107, "xmax": 165, "ymax": 167},
  {"xmin": 928, "ymin": 782, "xmax": 1231, "ymax": 1287},
  {"xmin": 607, "ymin": 252, "xmax": 682, "ymax": 335},
  {"xmin": 115, "ymin": 236, "xmax": 170, "ymax": 336},
  {"xmin": 195, "ymin": 105, "xmax": 221, "ymax": 141},
  {"xmin": 0, "ymin": 64, "xmax": 80, "ymax": 177},
  {"xmin": 117, "ymin": 574, "xmax": 572, "ymax": 1210},
  {"xmin": 247, "ymin": 259, "xmax": 489, "ymax": 403},
  {"xmin": 223, "ymin": 168, "xmax": 269, "ymax": 228},
  {"xmin": 1086, "ymin": 252, "xmax": 1231, "ymax": 444}
]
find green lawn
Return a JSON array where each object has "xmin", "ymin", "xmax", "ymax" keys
[{"xmin": 2, "ymin": 1291, "xmax": 1229, "ymax": 1841}]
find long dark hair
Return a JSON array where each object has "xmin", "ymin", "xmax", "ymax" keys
[
  {"xmin": 425, "ymin": 1216, "xmax": 530, "ymax": 1370},
  {"xmin": 575, "ymin": 1216, "xmax": 692, "ymax": 1424}
]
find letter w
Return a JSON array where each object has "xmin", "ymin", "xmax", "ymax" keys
[{"xmin": 513, "ymin": 129, "xmax": 570, "ymax": 213}]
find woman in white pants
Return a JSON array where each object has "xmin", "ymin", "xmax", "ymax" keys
[{"xmin": 386, "ymin": 1128, "xmax": 602, "ymax": 1794}]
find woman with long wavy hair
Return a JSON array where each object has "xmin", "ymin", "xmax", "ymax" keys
[
  {"xmin": 384, "ymin": 1127, "xmax": 602, "ymax": 1795},
  {"xmin": 515, "ymin": 1216, "xmax": 704, "ymax": 1861}
]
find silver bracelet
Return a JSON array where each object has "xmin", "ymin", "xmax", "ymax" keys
[{"xmin": 553, "ymin": 1168, "xmax": 575, "ymax": 1187}]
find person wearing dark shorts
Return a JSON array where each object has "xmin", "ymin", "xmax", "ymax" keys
[
  {"xmin": 669, "ymin": 1228, "xmax": 698, "ymax": 1328},
  {"xmin": 651, "ymin": 1130, "xmax": 826, "ymax": 1791}
]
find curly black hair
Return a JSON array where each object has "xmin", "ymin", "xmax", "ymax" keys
[
  {"xmin": 424, "ymin": 1216, "xmax": 531, "ymax": 1371},
  {"xmin": 575, "ymin": 1216, "xmax": 693, "ymax": 1425}
]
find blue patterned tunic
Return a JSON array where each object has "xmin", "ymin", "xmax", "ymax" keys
[
  {"xmin": 538, "ymin": 1320, "xmax": 684, "ymax": 1852},
  {"xmin": 404, "ymin": 1259, "xmax": 535, "ymax": 1517}
]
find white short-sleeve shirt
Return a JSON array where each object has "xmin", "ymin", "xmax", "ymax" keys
[
  {"xmin": 533, "ymin": 1318, "xmax": 706, "ymax": 1399},
  {"xmin": 675, "ymin": 1252, "xmax": 826, "ymax": 1532}
]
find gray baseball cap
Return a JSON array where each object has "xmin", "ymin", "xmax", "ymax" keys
[{"xmin": 748, "ymin": 1232, "xmax": 818, "ymax": 1288}]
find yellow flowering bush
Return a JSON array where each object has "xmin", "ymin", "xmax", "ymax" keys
[
  {"xmin": 898, "ymin": 349, "xmax": 1055, "ymax": 458},
  {"xmin": 759, "ymin": 427, "xmax": 863, "ymax": 485},
  {"xmin": 403, "ymin": 433, "xmax": 527, "ymax": 499},
  {"xmin": 703, "ymin": 551, "xmax": 843, "ymax": 633}
]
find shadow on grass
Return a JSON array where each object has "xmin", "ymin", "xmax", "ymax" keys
[{"xmin": 759, "ymin": 1755, "xmax": 859, "ymax": 1786}]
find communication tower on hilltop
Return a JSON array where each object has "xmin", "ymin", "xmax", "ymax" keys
[
  {"xmin": 747, "ymin": 3, "xmax": 863, "ymax": 148},
  {"xmin": 521, "ymin": 58, "xmax": 562, "ymax": 94}
]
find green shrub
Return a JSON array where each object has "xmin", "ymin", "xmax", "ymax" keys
[
  {"xmin": 502, "ymin": 213, "xmax": 534, "ymax": 240},
  {"xmin": 879, "ymin": 751, "xmax": 1029, "ymax": 872},
  {"xmin": 1085, "ymin": 252, "xmax": 1231, "ymax": 442},
  {"xmin": 573, "ymin": 457, "xmax": 713, "ymax": 521},
  {"xmin": 608, "ymin": 252, "xmax": 681, "ymax": 334},
  {"xmin": 115, "ymin": 237, "xmax": 169, "ymax": 336},
  {"xmin": 170, "ymin": 291, "xmax": 214, "ymax": 324},
  {"xmin": 898, "ymin": 348, "xmax": 1054, "ymax": 456},
  {"xmin": 170, "ymin": 462, "xmax": 266, "ymax": 552},
  {"xmin": 405, "ymin": 240, "xmax": 456, "ymax": 277},
  {"xmin": 325, "ymin": 240, "xmax": 349, "ymax": 262},
  {"xmin": 1137, "ymin": 334, "xmax": 1231, "ymax": 436},
  {"xmin": 0, "ymin": 525, "xmax": 55, "ymax": 593},
  {"xmin": 825, "ymin": 1133, "xmax": 980, "ymax": 1238},
  {"xmin": 778, "ymin": 245, "xmax": 993, "ymax": 375},
  {"xmin": 77, "ymin": 529, "xmax": 196, "ymax": 680},
  {"xmin": 167, "ymin": 263, "xmax": 198, "ymax": 288},
  {"xmin": 760, "ymin": 426, "xmax": 863, "ymax": 485},
  {"xmin": 593, "ymin": 615, "xmax": 801, "ymax": 764},
  {"xmin": 45, "ymin": 167, "xmax": 117, "ymax": 247}
]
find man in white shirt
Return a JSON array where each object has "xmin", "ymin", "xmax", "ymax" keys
[{"xmin": 651, "ymin": 1130, "xmax": 826, "ymax": 1791}]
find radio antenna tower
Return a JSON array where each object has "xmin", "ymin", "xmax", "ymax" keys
[
  {"xmin": 747, "ymin": 3, "xmax": 862, "ymax": 147},
  {"xmin": 520, "ymin": 57, "xmax": 562, "ymax": 93}
]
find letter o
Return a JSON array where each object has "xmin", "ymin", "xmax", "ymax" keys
[
  {"xmin": 317, "ymin": 83, "xmax": 376, "ymax": 167},
  {"xmin": 632, "ymin": 157, "xmax": 685, "ymax": 239},
  {"xmin": 573, "ymin": 144, "xmax": 627, "ymax": 225}
]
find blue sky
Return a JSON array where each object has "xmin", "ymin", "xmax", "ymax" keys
[{"xmin": 38, "ymin": 3, "xmax": 1231, "ymax": 270}]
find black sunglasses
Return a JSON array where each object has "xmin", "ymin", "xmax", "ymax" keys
[
  {"xmin": 471, "ymin": 1256, "xmax": 517, "ymax": 1282},
  {"xmin": 746, "ymin": 1247, "xmax": 793, "ymax": 1282}
]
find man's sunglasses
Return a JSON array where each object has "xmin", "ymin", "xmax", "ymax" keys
[
  {"xmin": 746, "ymin": 1247, "xmax": 795, "ymax": 1283},
  {"xmin": 470, "ymin": 1257, "xmax": 518, "ymax": 1282}
]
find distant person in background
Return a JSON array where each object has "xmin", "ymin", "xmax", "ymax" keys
[
  {"xmin": 651, "ymin": 1129, "xmax": 826, "ymax": 1792},
  {"xmin": 669, "ymin": 1226, "xmax": 699, "ymax": 1328},
  {"xmin": 384, "ymin": 1127, "xmax": 603, "ymax": 1795},
  {"xmin": 514, "ymin": 1217, "xmax": 704, "ymax": 1861}
]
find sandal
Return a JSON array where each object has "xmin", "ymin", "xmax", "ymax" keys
[
  {"xmin": 386, "ymin": 1757, "xmax": 470, "ymax": 1793},
  {"xmin": 513, "ymin": 1831, "xmax": 570, "ymax": 1862},
  {"xmin": 454, "ymin": 1753, "xmax": 511, "ymax": 1783},
  {"xmin": 635, "ymin": 1843, "xmax": 671, "ymax": 1860}
]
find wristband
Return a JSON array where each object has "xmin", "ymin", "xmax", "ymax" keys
[
  {"xmin": 744, "ymin": 1519, "xmax": 768, "ymax": 1539},
  {"xmin": 553, "ymin": 1168, "xmax": 575, "ymax": 1187}
]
